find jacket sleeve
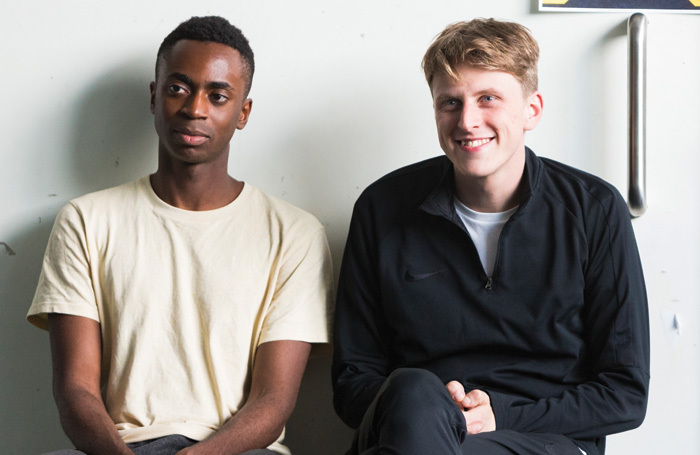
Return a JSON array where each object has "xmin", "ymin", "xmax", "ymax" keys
[
  {"xmin": 488, "ymin": 190, "xmax": 650, "ymax": 439},
  {"xmin": 331, "ymin": 196, "xmax": 394, "ymax": 429}
]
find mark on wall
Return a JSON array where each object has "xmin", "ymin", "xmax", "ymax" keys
[
  {"xmin": 48, "ymin": 194, "xmax": 57, "ymax": 198},
  {"xmin": 0, "ymin": 242, "xmax": 17, "ymax": 256},
  {"xmin": 673, "ymin": 313, "xmax": 682, "ymax": 335},
  {"xmin": 660, "ymin": 309, "xmax": 683, "ymax": 347}
]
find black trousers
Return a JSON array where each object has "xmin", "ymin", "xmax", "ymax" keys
[{"xmin": 350, "ymin": 368, "xmax": 588, "ymax": 455}]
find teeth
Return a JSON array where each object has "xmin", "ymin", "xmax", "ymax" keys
[{"xmin": 460, "ymin": 138, "xmax": 491, "ymax": 147}]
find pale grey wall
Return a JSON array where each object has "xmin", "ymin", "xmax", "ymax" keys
[{"xmin": 2, "ymin": 1, "xmax": 699, "ymax": 454}]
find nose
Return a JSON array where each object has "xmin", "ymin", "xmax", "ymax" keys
[
  {"xmin": 181, "ymin": 92, "xmax": 207, "ymax": 119},
  {"xmin": 457, "ymin": 102, "xmax": 482, "ymax": 131}
]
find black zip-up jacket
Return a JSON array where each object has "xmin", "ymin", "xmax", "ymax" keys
[{"xmin": 332, "ymin": 148, "xmax": 650, "ymax": 454}]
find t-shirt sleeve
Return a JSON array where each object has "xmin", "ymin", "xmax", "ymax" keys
[
  {"xmin": 27, "ymin": 202, "xmax": 100, "ymax": 330},
  {"xmin": 258, "ymin": 225, "xmax": 334, "ymax": 345}
]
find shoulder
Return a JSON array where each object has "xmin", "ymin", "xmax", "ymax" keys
[
  {"xmin": 50, "ymin": 179, "xmax": 147, "ymax": 232},
  {"xmin": 356, "ymin": 155, "xmax": 450, "ymax": 214},
  {"xmin": 66, "ymin": 178, "xmax": 147, "ymax": 217},
  {"xmin": 245, "ymin": 184, "xmax": 324, "ymax": 233},
  {"xmin": 535, "ymin": 156, "xmax": 627, "ymax": 219}
]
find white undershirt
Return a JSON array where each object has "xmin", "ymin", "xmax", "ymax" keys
[{"xmin": 453, "ymin": 197, "xmax": 518, "ymax": 276}]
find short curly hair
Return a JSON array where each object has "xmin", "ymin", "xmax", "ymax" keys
[
  {"xmin": 156, "ymin": 16, "xmax": 255, "ymax": 95},
  {"xmin": 422, "ymin": 18, "xmax": 539, "ymax": 96}
]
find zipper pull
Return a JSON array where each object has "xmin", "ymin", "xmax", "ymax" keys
[{"xmin": 485, "ymin": 277, "xmax": 493, "ymax": 291}]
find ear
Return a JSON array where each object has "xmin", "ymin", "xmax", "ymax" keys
[
  {"xmin": 149, "ymin": 81, "xmax": 157, "ymax": 114},
  {"xmin": 524, "ymin": 91, "xmax": 543, "ymax": 131},
  {"xmin": 236, "ymin": 98, "xmax": 253, "ymax": 130}
]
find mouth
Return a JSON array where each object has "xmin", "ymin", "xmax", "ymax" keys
[
  {"xmin": 174, "ymin": 128, "xmax": 209, "ymax": 146},
  {"xmin": 458, "ymin": 138, "xmax": 493, "ymax": 148}
]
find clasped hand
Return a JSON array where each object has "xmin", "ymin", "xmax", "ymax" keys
[{"xmin": 446, "ymin": 381, "xmax": 496, "ymax": 434}]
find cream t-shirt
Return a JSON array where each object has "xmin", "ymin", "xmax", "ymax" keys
[{"xmin": 27, "ymin": 177, "xmax": 334, "ymax": 454}]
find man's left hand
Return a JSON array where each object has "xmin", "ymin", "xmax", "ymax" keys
[{"xmin": 446, "ymin": 381, "xmax": 496, "ymax": 434}]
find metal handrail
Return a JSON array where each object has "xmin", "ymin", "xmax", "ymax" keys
[{"xmin": 628, "ymin": 13, "xmax": 647, "ymax": 217}]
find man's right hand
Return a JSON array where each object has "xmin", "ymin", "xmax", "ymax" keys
[{"xmin": 446, "ymin": 381, "xmax": 496, "ymax": 435}]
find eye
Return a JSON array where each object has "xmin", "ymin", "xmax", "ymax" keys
[
  {"xmin": 210, "ymin": 93, "xmax": 230, "ymax": 104},
  {"xmin": 441, "ymin": 99, "xmax": 460, "ymax": 109},
  {"xmin": 481, "ymin": 95, "xmax": 496, "ymax": 103},
  {"xmin": 167, "ymin": 84, "xmax": 187, "ymax": 96}
]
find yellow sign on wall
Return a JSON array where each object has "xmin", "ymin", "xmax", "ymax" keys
[{"xmin": 541, "ymin": 0, "xmax": 700, "ymax": 11}]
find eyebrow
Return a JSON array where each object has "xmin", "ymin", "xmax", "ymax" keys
[
  {"xmin": 449, "ymin": 85, "xmax": 504, "ymax": 99},
  {"xmin": 474, "ymin": 88, "xmax": 505, "ymax": 97},
  {"xmin": 169, "ymin": 72, "xmax": 234, "ymax": 91}
]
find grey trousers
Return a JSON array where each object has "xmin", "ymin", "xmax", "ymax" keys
[{"xmin": 43, "ymin": 434, "xmax": 280, "ymax": 455}]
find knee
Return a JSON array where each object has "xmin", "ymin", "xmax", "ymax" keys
[
  {"xmin": 384, "ymin": 368, "xmax": 443, "ymax": 393},
  {"xmin": 378, "ymin": 368, "xmax": 449, "ymax": 410},
  {"xmin": 373, "ymin": 368, "xmax": 466, "ymax": 447}
]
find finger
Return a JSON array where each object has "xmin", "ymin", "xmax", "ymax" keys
[
  {"xmin": 465, "ymin": 402, "xmax": 496, "ymax": 433},
  {"xmin": 465, "ymin": 389, "xmax": 490, "ymax": 407},
  {"xmin": 467, "ymin": 421, "xmax": 483, "ymax": 435},
  {"xmin": 465, "ymin": 407, "xmax": 485, "ymax": 434},
  {"xmin": 446, "ymin": 381, "xmax": 466, "ymax": 403}
]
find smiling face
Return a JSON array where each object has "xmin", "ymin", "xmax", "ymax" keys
[
  {"xmin": 432, "ymin": 63, "xmax": 542, "ymax": 199},
  {"xmin": 150, "ymin": 39, "xmax": 252, "ymax": 168}
]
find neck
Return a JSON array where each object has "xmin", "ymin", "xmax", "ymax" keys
[
  {"xmin": 454, "ymin": 169, "xmax": 527, "ymax": 213},
  {"xmin": 150, "ymin": 159, "xmax": 243, "ymax": 211}
]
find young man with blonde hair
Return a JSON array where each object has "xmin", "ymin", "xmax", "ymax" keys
[{"xmin": 332, "ymin": 18, "xmax": 649, "ymax": 455}]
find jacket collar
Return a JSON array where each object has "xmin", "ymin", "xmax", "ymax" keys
[{"xmin": 419, "ymin": 147, "xmax": 541, "ymax": 219}]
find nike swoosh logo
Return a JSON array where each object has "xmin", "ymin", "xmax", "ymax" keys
[{"xmin": 405, "ymin": 269, "xmax": 447, "ymax": 282}]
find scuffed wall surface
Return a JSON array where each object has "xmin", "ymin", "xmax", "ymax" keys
[{"xmin": 1, "ymin": 2, "xmax": 698, "ymax": 453}]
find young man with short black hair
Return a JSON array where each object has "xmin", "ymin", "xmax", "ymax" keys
[{"xmin": 29, "ymin": 16, "xmax": 333, "ymax": 455}]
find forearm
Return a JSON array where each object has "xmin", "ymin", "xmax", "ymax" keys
[
  {"xmin": 331, "ymin": 295, "xmax": 391, "ymax": 429},
  {"xmin": 54, "ymin": 385, "xmax": 133, "ymax": 455},
  {"xmin": 332, "ymin": 237, "xmax": 390, "ymax": 426},
  {"xmin": 332, "ymin": 364, "xmax": 386, "ymax": 428},
  {"xmin": 182, "ymin": 394, "xmax": 289, "ymax": 455},
  {"xmin": 49, "ymin": 314, "xmax": 131, "ymax": 455},
  {"xmin": 180, "ymin": 340, "xmax": 310, "ymax": 455},
  {"xmin": 489, "ymin": 367, "xmax": 649, "ymax": 438}
]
